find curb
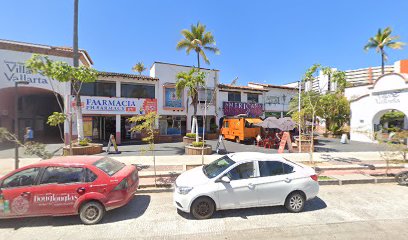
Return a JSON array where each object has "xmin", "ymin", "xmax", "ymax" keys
[
  {"xmin": 318, "ymin": 177, "xmax": 395, "ymax": 185},
  {"xmin": 137, "ymin": 177, "xmax": 397, "ymax": 192}
]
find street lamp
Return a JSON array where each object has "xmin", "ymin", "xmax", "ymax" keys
[
  {"xmin": 281, "ymin": 94, "xmax": 286, "ymax": 118},
  {"xmin": 15, "ymin": 80, "xmax": 29, "ymax": 169}
]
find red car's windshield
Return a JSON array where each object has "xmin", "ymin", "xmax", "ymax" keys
[{"xmin": 93, "ymin": 157, "xmax": 125, "ymax": 176}]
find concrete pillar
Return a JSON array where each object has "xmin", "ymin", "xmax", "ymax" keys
[{"xmin": 115, "ymin": 114, "xmax": 121, "ymax": 144}]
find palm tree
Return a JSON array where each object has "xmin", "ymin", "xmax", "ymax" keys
[
  {"xmin": 132, "ymin": 62, "xmax": 146, "ymax": 75},
  {"xmin": 364, "ymin": 27, "xmax": 405, "ymax": 74},
  {"xmin": 176, "ymin": 22, "xmax": 220, "ymax": 69},
  {"xmin": 176, "ymin": 22, "xmax": 219, "ymax": 137},
  {"xmin": 175, "ymin": 68, "xmax": 206, "ymax": 142}
]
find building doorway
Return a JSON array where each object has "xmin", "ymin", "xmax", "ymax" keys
[
  {"xmin": 91, "ymin": 116, "xmax": 116, "ymax": 142},
  {"xmin": 373, "ymin": 109, "xmax": 408, "ymax": 140}
]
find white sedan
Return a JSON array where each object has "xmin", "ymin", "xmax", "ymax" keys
[{"xmin": 173, "ymin": 152, "xmax": 319, "ymax": 219}]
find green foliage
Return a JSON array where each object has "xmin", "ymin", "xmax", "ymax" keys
[
  {"xmin": 129, "ymin": 112, "xmax": 158, "ymax": 151},
  {"xmin": 175, "ymin": 68, "xmax": 206, "ymax": 115},
  {"xmin": 78, "ymin": 138, "xmax": 91, "ymax": 146},
  {"xmin": 381, "ymin": 111, "xmax": 405, "ymax": 122},
  {"xmin": 175, "ymin": 68, "xmax": 206, "ymax": 98},
  {"xmin": 132, "ymin": 62, "xmax": 146, "ymax": 75},
  {"xmin": 318, "ymin": 93, "xmax": 350, "ymax": 134},
  {"xmin": 364, "ymin": 27, "xmax": 405, "ymax": 59},
  {"xmin": 192, "ymin": 141, "xmax": 204, "ymax": 147},
  {"xmin": 26, "ymin": 54, "xmax": 97, "ymax": 84},
  {"xmin": 47, "ymin": 112, "xmax": 66, "ymax": 127},
  {"xmin": 186, "ymin": 133, "xmax": 197, "ymax": 138},
  {"xmin": 176, "ymin": 22, "xmax": 220, "ymax": 66}
]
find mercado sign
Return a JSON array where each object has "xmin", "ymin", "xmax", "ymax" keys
[
  {"xmin": 72, "ymin": 96, "xmax": 157, "ymax": 115},
  {"xmin": 223, "ymin": 101, "xmax": 263, "ymax": 117}
]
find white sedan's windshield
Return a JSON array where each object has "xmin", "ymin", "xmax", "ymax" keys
[{"xmin": 203, "ymin": 156, "xmax": 235, "ymax": 178}]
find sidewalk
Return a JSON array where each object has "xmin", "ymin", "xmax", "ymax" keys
[{"xmin": 1, "ymin": 151, "xmax": 406, "ymax": 189}]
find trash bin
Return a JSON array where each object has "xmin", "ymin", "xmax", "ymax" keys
[{"xmin": 340, "ymin": 133, "xmax": 348, "ymax": 144}]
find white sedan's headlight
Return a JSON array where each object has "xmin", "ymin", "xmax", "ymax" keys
[{"xmin": 176, "ymin": 186, "xmax": 193, "ymax": 195}]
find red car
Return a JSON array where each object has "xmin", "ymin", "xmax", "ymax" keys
[{"xmin": 0, "ymin": 156, "xmax": 139, "ymax": 224}]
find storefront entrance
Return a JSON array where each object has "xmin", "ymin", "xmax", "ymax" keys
[{"xmin": 90, "ymin": 116, "xmax": 116, "ymax": 142}]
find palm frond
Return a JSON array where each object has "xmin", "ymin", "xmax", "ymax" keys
[
  {"xmin": 181, "ymin": 29, "xmax": 195, "ymax": 41},
  {"xmin": 387, "ymin": 41, "xmax": 405, "ymax": 49}
]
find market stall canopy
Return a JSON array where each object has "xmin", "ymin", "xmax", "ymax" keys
[
  {"xmin": 254, "ymin": 117, "xmax": 280, "ymax": 129},
  {"xmin": 255, "ymin": 117, "xmax": 296, "ymax": 131},
  {"xmin": 277, "ymin": 117, "xmax": 296, "ymax": 131}
]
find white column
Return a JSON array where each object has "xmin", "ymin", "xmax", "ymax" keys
[
  {"xmin": 116, "ymin": 81, "xmax": 121, "ymax": 97},
  {"xmin": 115, "ymin": 114, "xmax": 121, "ymax": 144}
]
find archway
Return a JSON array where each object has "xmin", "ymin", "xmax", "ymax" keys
[
  {"xmin": 372, "ymin": 109, "xmax": 408, "ymax": 140},
  {"xmin": 0, "ymin": 86, "xmax": 63, "ymax": 143}
]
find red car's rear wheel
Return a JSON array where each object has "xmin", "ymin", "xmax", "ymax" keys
[{"xmin": 79, "ymin": 201, "xmax": 105, "ymax": 225}]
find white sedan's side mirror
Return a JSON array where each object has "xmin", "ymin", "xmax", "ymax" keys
[{"xmin": 220, "ymin": 176, "xmax": 230, "ymax": 183}]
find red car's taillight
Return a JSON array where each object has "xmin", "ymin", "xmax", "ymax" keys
[
  {"xmin": 113, "ymin": 178, "xmax": 128, "ymax": 191},
  {"xmin": 310, "ymin": 175, "xmax": 318, "ymax": 181}
]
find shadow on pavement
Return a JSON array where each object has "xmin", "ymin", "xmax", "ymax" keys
[
  {"xmin": 0, "ymin": 195, "xmax": 151, "ymax": 229},
  {"xmin": 178, "ymin": 197, "xmax": 327, "ymax": 220}
]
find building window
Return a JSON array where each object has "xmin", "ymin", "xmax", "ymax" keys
[
  {"xmin": 247, "ymin": 93, "xmax": 259, "ymax": 103},
  {"xmin": 228, "ymin": 92, "xmax": 241, "ymax": 102},
  {"xmin": 164, "ymin": 86, "xmax": 183, "ymax": 108},
  {"xmin": 80, "ymin": 81, "xmax": 116, "ymax": 97},
  {"xmin": 198, "ymin": 88, "xmax": 214, "ymax": 103},
  {"xmin": 159, "ymin": 115, "xmax": 186, "ymax": 135},
  {"xmin": 121, "ymin": 83, "xmax": 155, "ymax": 99}
]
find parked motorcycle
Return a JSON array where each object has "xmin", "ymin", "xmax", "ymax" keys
[{"xmin": 396, "ymin": 171, "xmax": 408, "ymax": 185}]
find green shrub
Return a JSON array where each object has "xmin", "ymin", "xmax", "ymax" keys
[
  {"xmin": 78, "ymin": 138, "xmax": 91, "ymax": 146},
  {"xmin": 192, "ymin": 141, "xmax": 204, "ymax": 147},
  {"xmin": 186, "ymin": 133, "xmax": 196, "ymax": 138}
]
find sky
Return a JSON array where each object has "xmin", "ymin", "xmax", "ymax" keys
[{"xmin": 1, "ymin": 0, "xmax": 408, "ymax": 86}]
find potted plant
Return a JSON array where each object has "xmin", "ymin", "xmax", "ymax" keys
[
  {"xmin": 185, "ymin": 141, "xmax": 212, "ymax": 155},
  {"xmin": 183, "ymin": 133, "xmax": 202, "ymax": 144}
]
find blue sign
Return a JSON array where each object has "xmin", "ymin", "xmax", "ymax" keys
[{"xmin": 164, "ymin": 87, "xmax": 182, "ymax": 108}]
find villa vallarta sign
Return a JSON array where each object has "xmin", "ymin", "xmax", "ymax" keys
[
  {"xmin": 223, "ymin": 101, "xmax": 263, "ymax": 117},
  {"xmin": 72, "ymin": 96, "xmax": 157, "ymax": 115},
  {"xmin": 2, "ymin": 60, "xmax": 49, "ymax": 84},
  {"xmin": 374, "ymin": 91, "xmax": 401, "ymax": 104}
]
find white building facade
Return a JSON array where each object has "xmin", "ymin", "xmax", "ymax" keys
[
  {"xmin": 150, "ymin": 62, "xmax": 219, "ymax": 137},
  {"xmin": 345, "ymin": 72, "xmax": 408, "ymax": 143}
]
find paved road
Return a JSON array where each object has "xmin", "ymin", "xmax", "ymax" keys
[
  {"xmin": 0, "ymin": 137, "xmax": 387, "ymax": 158},
  {"xmin": 1, "ymin": 184, "xmax": 408, "ymax": 240}
]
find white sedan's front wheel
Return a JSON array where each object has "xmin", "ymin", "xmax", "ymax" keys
[
  {"xmin": 285, "ymin": 192, "xmax": 305, "ymax": 213},
  {"xmin": 191, "ymin": 197, "xmax": 215, "ymax": 220}
]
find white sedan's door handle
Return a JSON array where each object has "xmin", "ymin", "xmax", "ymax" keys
[
  {"xmin": 284, "ymin": 178, "xmax": 292, "ymax": 183},
  {"xmin": 248, "ymin": 183, "xmax": 255, "ymax": 190}
]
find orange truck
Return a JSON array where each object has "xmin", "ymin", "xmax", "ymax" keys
[{"xmin": 220, "ymin": 116, "xmax": 262, "ymax": 143}]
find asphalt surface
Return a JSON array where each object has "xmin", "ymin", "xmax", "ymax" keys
[
  {"xmin": 0, "ymin": 137, "xmax": 387, "ymax": 158},
  {"xmin": 1, "ymin": 184, "xmax": 408, "ymax": 240}
]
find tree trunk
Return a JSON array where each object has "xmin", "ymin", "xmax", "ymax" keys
[
  {"xmin": 73, "ymin": 0, "xmax": 84, "ymax": 140},
  {"xmin": 381, "ymin": 48, "xmax": 385, "ymax": 75},
  {"xmin": 310, "ymin": 113, "xmax": 315, "ymax": 163}
]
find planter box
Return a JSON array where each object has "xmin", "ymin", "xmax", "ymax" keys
[
  {"xmin": 294, "ymin": 139, "xmax": 314, "ymax": 153},
  {"xmin": 183, "ymin": 136, "xmax": 202, "ymax": 144},
  {"xmin": 205, "ymin": 133, "xmax": 219, "ymax": 140},
  {"xmin": 63, "ymin": 144, "xmax": 103, "ymax": 156},
  {"xmin": 185, "ymin": 145, "xmax": 212, "ymax": 155}
]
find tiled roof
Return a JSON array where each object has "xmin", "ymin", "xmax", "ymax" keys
[
  {"xmin": 98, "ymin": 71, "xmax": 159, "ymax": 81},
  {"xmin": 152, "ymin": 61, "xmax": 220, "ymax": 71},
  {"xmin": 0, "ymin": 39, "xmax": 93, "ymax": 65},
  {"xmin": 218, "ymin": 84, "xmax": 268, "ymax": 92},
  {"xmin": 248, "ymin": 82, "xmax": 298, "ymax": 90}
]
